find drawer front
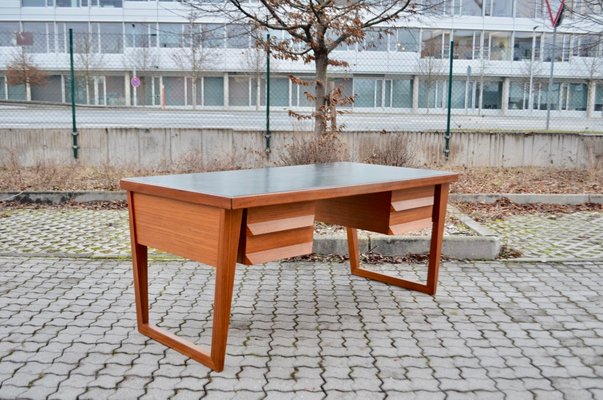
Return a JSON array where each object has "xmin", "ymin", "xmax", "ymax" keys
[
  {"xmin": 388, "ymin": 186, "xmax": 435, "ymax": 235},
  {"xmin": 241, "ymin": 202, "xmax": 315, "ymax": 265}
]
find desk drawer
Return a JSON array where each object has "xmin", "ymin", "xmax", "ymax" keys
[
  {"xmin": 240, "ymin": 202, "xmax": 315, "ymax": 265},
  {"xmin": 315, "ymin": 186, "xmax": 435, "ymax": 235},
  {"xmin": 388, "ymin": 186, "xmax": 434, "ymax": 234}
]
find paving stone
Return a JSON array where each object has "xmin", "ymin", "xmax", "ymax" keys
[
  {"xmin": 486, "ymin": 212, "xmax": 603, "ymax": 259},
  {"xmin": 1, "ymin": 254, "xmax": 603, "ymax": 399}
]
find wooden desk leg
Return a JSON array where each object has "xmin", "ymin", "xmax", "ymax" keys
[
  {"xmin": 128, "ymin": 192, "xmax": 149, "ymax": 328},
  {"xmin": 426, "ymin": 183, "xmax": 449, "ymax": 295},
  {"xmin": 346, "ymin": 184, "xmax": 449, "ymax": 296},
  {"xmin": 127, "ymin": 194, "xmax": 242, "ymax": 371},
  {"xmin": 131, "ymin": 242, "xmax": 149, "ymax": 327}
]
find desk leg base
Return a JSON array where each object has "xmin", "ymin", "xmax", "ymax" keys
[
  {"xmin": 139, "ymin": 324, "xmax": 216, "ymax": 370},
  {"xmin": 350, "ymin": 267, "xmax": 435, "ymax": 295},
  {"xmin": 345, "ymin": 184, "xmax": 448, "ymax": 296},
  {"xmin": 346, "ymin": 226, "xmax": 437, "ymax": 296}
]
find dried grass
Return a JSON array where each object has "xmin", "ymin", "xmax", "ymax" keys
[
  {"xmin": 450, "ymin": 166, "xmax": 603, "ymax": 194},
  {"xmin": 364, "ymin": 134, "xmax": 416, "ymax": 167},
  {"xmin": 0, "ymin": 153, "xmax": 246, "ymax": 192},
  {"xmin": 279, "ymin": 134, "xmax": 348, "ymax": 166}
]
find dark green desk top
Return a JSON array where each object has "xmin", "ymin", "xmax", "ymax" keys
[{"xmin": 121, "ymin": 162, "xmax": 458, "ymax": 209}]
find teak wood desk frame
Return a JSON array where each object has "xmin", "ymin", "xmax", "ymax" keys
[{"xmin": 121, "ymin": 163, "xmax": 458, "ymax": 371}]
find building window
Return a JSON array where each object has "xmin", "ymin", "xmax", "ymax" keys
[
  {"xmin": 258, "ymin": 77, "xmax": 288, "ymax": 107},
  {"xmin": 480, "ymin": 81, "xmax": 503, "ymax": 109},
  {"xmin": 419, "ymin": 79, "xmax": 445, "ymax": 109},
  {"xmin": 99, "ymin": 0, "xmax": 122, "ymax": 6},
  {"xmin": 454, "ymin": 30, "xmax": 482, "ymax": 60},
  {"xmin": 56, "ymin": 0, "xmax": 80, "ymax": 6},
  {"xmin": 202, "ymin": 77, "xmax": 223, "ymax": 106},
  {"xmin": 422, "ymin": 0, "xmax": 448, "ymax": 15},
  {"xmin": 487, "ymin": 0, "xmax": 513, "ymax": 17},
  {"xmin": 543, "ymin": 33, "xmax": 570, "ymax": 61},
  {"xmin": 126, "ymin": 24, "xmax": 150, "ymax": 48},
  {"xmin": 291, "ymin": 79, "xmax": 314, "ymax": 107},
  {"xmin": 354, "ymin": 79, "xmax": 379, "ymax": 107},
  {"xmin": 595, "ymin": 84, "xmax": 603, "ymax": 111},
  {"xmin": 513, "ymin": 32, "xmax": 537, "ymax": 61},
  {"xmin": 362, "ymin": 29, "xmax": 388, "ymax": 52},
  {"xmin": 8, "ymin": 82, "xmax": 27, "ymax": 101},
  {"xmin": 22, "ymin": 0, "xmax": 46, "ymax": 6},
  {"xmin": 0, "ymin": 22, "xmax": 19, "ymax": 47},
  {"xmin": 485, "ymin": 32, "xmax": 511, "ymax": 60},
  {"xmin": 391, "ymin": 79, "xmax": 412, "ymax": 108},
  {"xmin": 202, "ymin": 24, "xmax": 225, "ymax": 48},
  {"xmin": 509, "ymin": 81, "xmax": 528, "ymax": 110},
  {"xmin": 229, "ymin": 76, "xmax": 251, "ymax": 106},
  {"xmin": 99, "ymin": 23, "xmax": 123, "ymax": 53},
  {"xmin": 226, "ymin": 24, "xmax": 249, "ymax": 49},
  {"xmin": 0, "ymin": 77, "xmax": 6, "ymax": 100},
  {"xmin": 568, "ymin": 83, "xmax": 587, "ymax": 111},
  {"xmin": 21, "ymin": 22, "xmax": 52, "ymax": 53},
  {"xmin": 573, "ymin": 34, "xmax": 601, "ymax": 58},
  {"xmin": 389, "ymin": 28, "xmax": 419, "ymax": 53},
  {"xmin": 454, "ymin": 0, "xmax": 483, "ymax": 16},
  {"xmin": 159, "ymin": 23, "xmax": 182, "ymax": 48},
  {"xmin": 421, "ymin": 30, "xmax": 449, "ymax": 59}
]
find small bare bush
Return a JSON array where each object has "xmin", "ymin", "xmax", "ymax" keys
[
  {"xmin": 279, "ymin": 134, "xmax": 348, "ymax": 166},
  {"xmin": 364, "ymin": 134, "xmax": 415, "ymax": 167}
]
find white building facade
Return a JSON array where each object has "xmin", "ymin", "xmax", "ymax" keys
[{"xmin": 0, "ymin": 0, "xmax": 602, "ymax": 116}]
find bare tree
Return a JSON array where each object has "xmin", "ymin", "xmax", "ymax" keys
[
  {"xmin": 415, "ymin": 39, "xmax": 445, "ymax": 113},
  {"xmin": 126, "ymin": 45, "xmax": 159, "ymax": 74},
  {"xmin": 74, "ymin": 32, "xmax": 104, "ymax": 105},
  {"xmin": 181, "ymin": 0, "xmax": 421, "ymax": 135},
  {"xmin": 582, "ymin": 56, "xmax": 603, "ymax": 117},
  {"xmin": 519, "ymin": 56, "xmax": 544, "ymax": 111},
  {"xmin": 124, "ymin": 29, "xmax": 159, "ymax": 106},
  {"xmin": 240, "ymin": 40, "xmax": 268, "ymax": 110},
  {"xmin": 6, "ymin": 47, "xmax": 47, "ymax": 101},
  {"xmin": 171, "ymin": 7, "xmax": 217, "ymax": 109},
  {"xmin": 564, "ymin": 0, "xmax": 603, "ymax": 30}
]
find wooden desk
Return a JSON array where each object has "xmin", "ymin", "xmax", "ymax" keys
[{"xmin": 120, "ymin": 162, "xmax": 458, "ymax": 371}]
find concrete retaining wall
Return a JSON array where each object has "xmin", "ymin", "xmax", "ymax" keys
[{"xmin": 1, "ymin": 128, "xmax": 602, "ymax": 169}]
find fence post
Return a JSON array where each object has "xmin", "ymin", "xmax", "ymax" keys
[
  {"xmin": 265, "ymin": 33, "xmax": 271, "ymax": 154},
  {"xmin": 444, "ymin": 40, "xmax": 454, "ymax": 161},
  {"xmin": 69, "ymin": 28, "xmax": 78, "ymax": 160}
]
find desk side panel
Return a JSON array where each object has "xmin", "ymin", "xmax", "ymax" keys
[{"xmin": 132, "ymin": 193, "xmax": 221, "ymax": 266}]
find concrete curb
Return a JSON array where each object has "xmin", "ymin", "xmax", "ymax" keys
[
  {"xmin": 2, "ymin": 191, "xmax": 601, "ymax": 205},
  {"xmin": 0, "ymin": 191, "xmax": 126, "ymax": 203},
  {"xmin": 451, "ymin": 193, "xmax": 603, "ymax": 205}
]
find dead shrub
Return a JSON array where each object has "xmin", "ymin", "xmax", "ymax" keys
[
  {"xmin": 364, "ymin": 134, "xmax": 415, "ymax": 167},
  {"xmin": 279, "ymin": 134, "xmax": 348, "ymax": 166}
]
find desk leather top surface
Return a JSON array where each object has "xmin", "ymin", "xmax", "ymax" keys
[{"xmin": 120, "ymin": 162, "xmax": 458, "ymax": 209}]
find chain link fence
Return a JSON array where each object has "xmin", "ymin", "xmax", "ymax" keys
[{"xmin": 1, "ymin": 26, "xmax": 602, "ymax": 132}]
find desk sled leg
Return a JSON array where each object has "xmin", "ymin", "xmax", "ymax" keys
[
  {"xmin": 126, "ymin": 192, "xmax": 242, "ymax": 372},
  {"xmin": 331, "ymin": 184, "xmax": 450, "ymax": 296}
]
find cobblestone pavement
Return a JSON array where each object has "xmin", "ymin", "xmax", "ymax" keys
[
  {"xmin": 485, "ymin": 212, "xmax": 603, "ymax": 259},
  {"xmin": 1, "ymin": 256, "xmax": 602, "ymax": 399},
  {"xmin": 2, "ymin": 208, "xmax": 603, "ymax": 260},
  {"xmin": 0, "ymin": 209, "xmax": 150, "ymax": 258}
]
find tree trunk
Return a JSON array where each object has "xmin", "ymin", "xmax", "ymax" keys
[
  {"xmin": 314, "ymin": 53, "xmax": 328, "ymax": 136},
  {"xmin": 192, "ymin": 77, "xmax": 197, "ymax": 110},
  {"xmin": 25, "ymin": 79, "xmax": 31, "ymax": 102}
]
